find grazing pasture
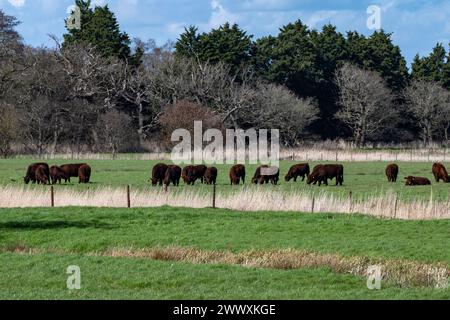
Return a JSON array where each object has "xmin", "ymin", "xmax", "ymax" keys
[
  {"xmin": 2, "ymin": 159, "xmax": 450, "ymax": 203},
  {"xmin": 0, "ymin": 207, "xmax": 449, "ymax": 299}
]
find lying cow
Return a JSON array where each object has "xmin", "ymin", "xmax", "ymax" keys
[
  {"xmin": 432, "ymin": 163, "xmax": 449, "ymax": 183},
  {"xmin": 252, "ymin": 165, "xmax": 280, "ymax": 185},
  {"xmin": 50, "ymin": 165, "xmax": 70, "ymax": 184},
  {"xmin": 78, "ymin": 164, "xmax": 91, "ymax": 184},
  {"xmin": 151, "ymin": 163, "xmax": 169, "ymax": 186},
  {"xmin": 164, "ymin": 165, "xmax": 182, "ymax": 186},
  {"xmin": 204, "ymin": 167, "xmax": 218, "ymax": 185},
  {"xmin": 230, "ymin": 164, "xmax": 246, "ymax": 185},
  {"xmin": 307, "ymin": 164, "xmax": 344, "ymax": 186},
  {"xmin": 285, "ymin": 163, "xmax": 310, "ymax": 182},
  {"xmin": 24, "ymin": 163, "xmax": 50, "ymax": 184},
  {"xmin": 405, "ymin": 176, "xmax": 431, "ymax": 186},
  {"xmin": 385, "ymin": 164, "xmax": 399, "ymax": 182}
]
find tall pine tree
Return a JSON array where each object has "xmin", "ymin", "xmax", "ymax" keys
[{"xmin": 63, "ymin": 0, "xmax": 131, "ymax": 61}]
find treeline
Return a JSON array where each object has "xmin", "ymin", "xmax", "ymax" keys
[{"xmin": 0, "ymin": 0, "xmax": 450, "ymax": 157}]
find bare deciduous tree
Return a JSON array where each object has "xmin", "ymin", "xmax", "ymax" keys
[
  {"xmin": 335, "ymin": 63, "xmax": 395, "ymax": 147},
  {"xmin": 404, "ymin": 80, "xmax": 450, "ymax": 145}
]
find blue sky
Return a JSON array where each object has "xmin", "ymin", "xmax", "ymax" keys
[{"xmin": 1, "ymin": 0, "xmax": 449, "ymax": 68}]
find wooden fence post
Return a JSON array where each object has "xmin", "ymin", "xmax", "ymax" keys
[
  {"xmin": 335, "ymin": 150, "xmax": 338, "ymax": 162},
  {"xmin": 311, "ymin": 196, "xmax": 315, "ymax": 214},
  {"xmin": 394, "ymin": 193, "xmax": 398, "ymax": 219},
  {"xmin": 212, "ymin": 184, "xmax": 217, "ymax": 209},
  {"xmin": 50, "ymin": 186, "xmax": 54, "ymax": 208},
  {"xmin": 349, "ymin": 191, "xmax": 353, "ymax": 213},
  {"xmin": 127, "ymin": 185, "xmax": 131, "ymax": 208}
]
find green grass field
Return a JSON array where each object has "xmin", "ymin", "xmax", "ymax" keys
[
  {"xmin": 1, "ymin": 158, "xmax": 449, "ymax": 299},
  {"xmin": 1, "ymin": 158, "xmax": 450, "ymax": 202},
  {"xmin": 0, "ymin": 207, "xmax": 449, "ymax": 299}
]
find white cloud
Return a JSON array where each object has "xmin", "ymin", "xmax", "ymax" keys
[
  {"xmin": 8, "ymin": 0, "xmax": 26, "ymax": 7},
  {"xmin": 205, "ymin": 0, "xmax": 238, "ymax": 29}
]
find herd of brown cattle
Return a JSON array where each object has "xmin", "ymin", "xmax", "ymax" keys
[
  {"xmin": 150, "ymin": 163, "xmax": 344, "ymax": 187},
  {"xmin": 23, "ymin": 161, "xmax": 449, "ymax": 187},
  {"xmin": 387, "ymin": 162, "xmax": 450, "ymax": 186},
  {"xmin": 24, "ymin": 163, "xmax": 91, "ymax": 185}
]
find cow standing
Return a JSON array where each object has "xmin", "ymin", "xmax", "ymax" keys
[
  {"xmin": 285, "ymin": 164, "xmax": 310, "ymax": 182},
  {"xmin": 307, "ymin": 164, "xmax": 344, "ymax": 186},
  {"xmin": 164, "ymin": 165, "xmax": 182, "ymax": 186},
  {"xmin": 151, "ymin": 163, "xmax": 169, "ymax": 186},
  {"xmin": 385, "ymin": 164, "xmax": 399, "ymax": 182},
  {"xmin": 432, "ymin": 163, "xmax": 449, "ymax": 182},
  {"xmin": 61, "ymin": 164, "xmax": 87, "ymax": 183},
  {"xmin": 24, "ymin": 163, "xmax": 50, "ymax": 184},
  {"xmin": 187, "ymin": 165, "xmax": 208, "ymax": 185},
  {"xmin": 230, "ymin": 165, "xmax": 246, "ymax": 185},
  {"xmin": 78, "ymin": 164, "xmax": 92, "ymax": 184},
  {"xmin": 50, "ymin": 166, "xmax": 70, "ymax": 184},
  {"xmin": 252, "ymin": 165, "xmax": 280, "ymax": 185},
  {"xmin": 204, "ymin": 167, "xmax": 218, "ymax": 185},
  {"xmin": 35, "ymin": 165, "xmax": 50, "ymax": 185}
]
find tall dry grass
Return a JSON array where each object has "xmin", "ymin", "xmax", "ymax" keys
[
  {"xmin": 100, "ymin": 246, "xmax": 450, "ymax": 288},
  {"xmin": 9, "ymin": 145, "xmax": 450, "ymax": 163},
  {"xmin": 0, "ymin": 186, "xmax": 448, "ymax": 220}
]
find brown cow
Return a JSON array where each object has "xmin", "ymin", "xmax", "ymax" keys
[
  {"xmin": 24, "ymin": 163, "xmax": 50, "ymax": 184},
  {"xmin": 60, "ymin": 164, "xmax": 87, "ymax": 183},
  {"xmin": 285, "ymin": 163, "xmax": 310, "ymax": 182},
  {"xmin": 252, "ymin": 165, "xmax": 280, "ymax": 185},
  {"xmin": 164, "ymin": 165, "xmax": 182, "ymax": 186},
  {"xmin": 35, "ymin": 165, "xmax": 49, "ymax": 185},
  {"xmin": 50, "ymin": 166, "xmax": 70, "ymax": 184},
  {"xmin": 230, "ymin": 164, "xmax": 246, "ymax": 185},
  {"xmin": 182, "ymin": 166, "xmax": 195, "ymax": 185},
  {"xmin": 187, "ymin": 165, "xmax": 208, "ymax": 185},
  {"xmin": 432, "ymin": 163, "xmax": 449, "ymax": 182},
  {"xmin": 405, "ymin": 176, "xmax": 431, "ymax": 186},
  {"xmin": 385, "ymin": 164, "xmax": 399, "ymax": 182},
  {"xmin": 78, "ymin": 164, "xmax": 91, "ymax": 184},
  {"xmin": 307, "ymin": 164, "xmax": 344, "ymax": 186},
  {"xmin": 204, "ymin": 167, "xmax": 218, "ymax": 185},
  {"xmin": 151, "ymin": 163, "xmax": 169, "ymax": 186}
]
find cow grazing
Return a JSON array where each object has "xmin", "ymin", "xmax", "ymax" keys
[
  {"xmin": 307, "ymin": 164, "xmax": 344, "ymax": 186},
  {"xmin": 187, "ymin": 165, "xmax": 208, "ymax": 185},
  {"xmin": 182, "ymin": 166, "xmax": 195, "ymax": 185},
  {"xmin": 78, "ymin": 164, "xmax": 92, "ymax": 184},
  {"xmin": 151, "ymin": 163, "xmax": 169, "ymax": 186},
  {"xmin": 285, "ymin": 163, "xmax": 310, "ymax": 182},
  {"xmin": 204, "ymin": 167, "xmax": 218, "ymax": 185},
  {"xmin": 230, "ymin": 164, "xmax": 246, "ymax": 185},
  {"xmin": 50, "ymin": 166, "xmax": 70, "ymax": 184},
  {"xmin": 24, "ymin": 163, "xmax": 50, "ymax": 184},
  {"xmin": 35, "ymin": 165, "xmax": 50, "ymax": 185},
  {"xmin": 405, "ymin": 176, "xmax": 431, "ymax": 186},
  {"xmin": 164, "ymin": 165, "xmax": 182, "ymax": 186},
  {"xmin": 60, "ymin": 164, "xmax": 87, "ymax": 183},
  {"xmin": 432, "ymin": 163, "xmax": 449, "ymax": 183},
  {"xmin": 385, "ymin": 164, "xmax": 399, "ymax": 182},
  {"xmin": 252, "ymin": 165, "xmax": 280, "ymax": 185}
]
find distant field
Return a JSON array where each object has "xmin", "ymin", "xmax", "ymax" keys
[
  {"xmin": 1, "ymin": 158, "xmax": 450, "ymax": 202},
  {"xmin": 0, "ymin": 207, "xmax": 449, "ymax": 299}
]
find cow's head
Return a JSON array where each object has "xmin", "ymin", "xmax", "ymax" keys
[
  {"xmin": 24, "ymin": 176, "xmax": 31, "ymax": 184},
  {"xmin": 307, "ymin": 174, "xmax": 316, "ymax": 185},
  {"xmin": 151, "ymin": 178, "xmax": 158, "ymax": 186},
  {"xmin": 285, "ymin": 174, "xmax": 292, "ymax": 182}
]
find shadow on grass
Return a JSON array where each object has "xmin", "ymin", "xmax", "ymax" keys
[{"xmin": 0, "ymin": 220, "xmax": 116, "ymax": 230}]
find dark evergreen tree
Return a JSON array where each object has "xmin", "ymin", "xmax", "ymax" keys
[{"xmin": 63, "ymin": 0, "xmax": 131, "ymax": 61}]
